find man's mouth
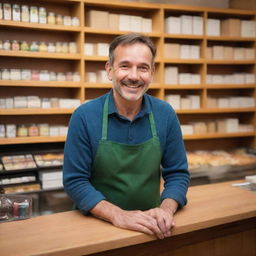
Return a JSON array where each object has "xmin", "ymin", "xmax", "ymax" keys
[{"xmin": 121, "ymin": 80, "xmax": 144, "ymax": 89}]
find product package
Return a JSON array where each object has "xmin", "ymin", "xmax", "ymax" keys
[{"xmin": 0, "ymin": 194, "xmax": 32, "ymax": 222}]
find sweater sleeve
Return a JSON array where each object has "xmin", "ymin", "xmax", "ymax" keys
[
  {"xmin": 63, "ymin": 107, "xmax": 106, "ymax": 213},
  {"xmin": 160, "ymin": 109, "xmax": 190, "ymax": 208}
]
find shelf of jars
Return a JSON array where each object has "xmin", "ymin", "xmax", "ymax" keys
[
  {"xmin": 175, "ymin": 107, "xmax": 256, "ymax": 114},
  {"xmin": 0, "ymin": 108, "xmax": 75, "ymax": 115}
]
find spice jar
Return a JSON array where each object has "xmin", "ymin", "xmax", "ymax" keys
[
  {"xmin": 30, "ymin": 6, "xmax": 38, "ymax": 23},
  {"xmin": 47, "ymin": 12, "xmax": 56, "ymax": 25},
  {"xmin": 55, "ymin": 42, "xmax": 62, "ymax": 53},
  {"xmin": 12, "ymin": 4, "xmax": 21, "ymax": 21},
  {"xmin": 72, "ymin": 17, "xmax": 80, "ymax": 26},
  {"xmin": 73, "ymin": 72, "xmax": 80, "ymax": 82},
  {"xmin": 38, "ymin": 124, "xmax": 49, "ymax": 136},
  {"xmin": 21, "ymin": 5, "xmax": 29, "ymax": 22},
  {"xmin": 21, "ymin": 69, "xmax": 31, "ymax": 80},
  {"xmin": 20, "ymin": 41, "xmax": 29, "ymax": 51},
  {"xmin": 30, "ymin": 41, "xmax": 39, "ymax": 51},
  {"xmin": 50, "ymin": 98, "xmax": 59, "ymax": 108},
  {"xmin": 63, "ymin": 16, "xmax": 71, "ymax": 26},
  {"xmin": 1, "ymin": 69, "xmax": 10, "ymax": 80},
  {"xmin": 17, "ymin": 125, "xmax": 28, "ymax": 137},
  {"xmin": 3, "ymin": 3, "xmax": 11, "ymax": 20},
  {"xmin": 39, "ymin": 42, "xmax": 47, "ymax": 52},
  {"xmin": 42, "ymin": 98, "xmax": 50, "ymax": 108},
  {"xmin": 39, "ymin": 70, "xmax": 50, "ymax": 81},
  {"xmin": 28, "ymin": 124, "xmax": 39, "ymax": 137},
  {"xmin": 0, "ymin": 4, "xmax": 3, "ymax": 20},
  {"xmin": 47, "ymin": 42, "xmax": 55, "ymax": 53},
  {"xmin": 49, "ymin": 72, "xmax": 57, "ymax": 81},
  {"xmin": 68, "ymin": 42, "xmax": 77, "ymax": 53},
  {"xmin": 39, "ymin": 7, "xmax": 46, "ymax": 24},
  {"xmin": 10, "ymin": 69, "xmax": 21, "ymax": 80},
  {"xmin": 66, "ymin": 72, "xmax": 73, "ymax": 81},
  {"xmin": 56, "ymin": 14, "xmax": 63, "ymax": 25},
  {"xmin": 31, "ymin": 70, "xmax": 39, "ymax": 81},
  {"xmin": 11, "ymin": 40, "xmax": 20, "ymax": 51},
  {"xmin": 57, "ymin": 72, "xmax": 66, "ymax": 81},
  {"xmin": 0, "ymin": 40, "xmax": 3, "ymax": 50},
  {"xmin": 61, "ymin": 42, "xmax": 68, "ymax": 53},
  {"xmin": 3, "ymin": 40, "xmax": 11, "ymax": 50}
]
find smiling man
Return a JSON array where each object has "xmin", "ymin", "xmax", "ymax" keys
[{"xmin": 63, "ymin": 33, "xmax": 190, "ymax": 239}]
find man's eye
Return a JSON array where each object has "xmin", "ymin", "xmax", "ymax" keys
[
  {"xmin": 120, "ymin": 65, "xmax": 129, "ymax": 69},
  {"xmin": 138, "ymin": 66, "xmax": 149, "ymax": 72}
]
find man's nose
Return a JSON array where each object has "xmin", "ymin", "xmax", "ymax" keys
[{"xmin": 127, "ymin": 67, "xmax": 139, "ymax": 80}]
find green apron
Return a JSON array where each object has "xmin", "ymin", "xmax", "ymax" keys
[{"xmin": 91, "ymin": 95, "xmax": 162, "ymax": 211}]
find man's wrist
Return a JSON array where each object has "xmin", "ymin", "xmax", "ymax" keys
[{"xmin": 160, "ymin": 198, "xmax": 178, "ymax": 215}]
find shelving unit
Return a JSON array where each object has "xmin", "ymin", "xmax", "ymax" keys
[{"xmin": 0, "ymin": 1, "xmax": 255, "ymax": 179}]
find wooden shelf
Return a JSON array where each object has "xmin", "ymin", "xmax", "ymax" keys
[
  {"xmin": 0, "ymin": 50, "xmax": 81, "ymax": 60},
  {"xmin": 0, "ymin": 108, "xmax": 75, "ymax": 115},
  {"xmin": 183, "ymin": 132, "xmax": 255, "ymax": 140},
  {"xmin": 206, "ymin": 60, "xmax": 255, "ymax": 65},
  {"xmin": 205, "ymin": 84, "xmax": 255, "ymax": 89},
  {"xmin": 0, "ymin": 136, "xmax": 66, "ymax": 145},
  {"xmin": 164, "ymin": 59, "xmax": 204, "ymax": 64},
  {"xmin": 176, "ymin": 107, "xmax": 256, "ymax": 114}
]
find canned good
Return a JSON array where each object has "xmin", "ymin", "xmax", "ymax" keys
[{"xmin": 47, "ymin": 12, "xmax": 56, "ymax": 24}]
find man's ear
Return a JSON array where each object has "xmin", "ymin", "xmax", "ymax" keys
[{"xmin": 105, "ymin": 61, "xmax": 113, "ymax": 81}]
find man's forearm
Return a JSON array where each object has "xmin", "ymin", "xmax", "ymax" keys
[{"xmin": 160, "ymin": 198, "xmax": 178, "ymax": 215}]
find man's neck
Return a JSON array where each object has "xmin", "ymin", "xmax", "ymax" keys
[{"xmin": 113, "ymin": 92, "xmax": 142, "ymax": 121}]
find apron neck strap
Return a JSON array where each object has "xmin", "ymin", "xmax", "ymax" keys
[{"xmin": 102, "ymin": 94, "xmax": 157, "ymax": 140}]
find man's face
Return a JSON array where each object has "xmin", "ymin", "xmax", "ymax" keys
[{"xmin": 106, "ymin": 43, "xmax": 154, "ymax": 102}]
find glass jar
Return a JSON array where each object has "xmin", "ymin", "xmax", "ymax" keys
[
  {"xmin": 30, "ymin": 6, "xmax": 38, "ymax": 23},
  {"xmin": 30, "ymin": 41, "xmax": 39, "ymax": 52},
  {"xmin": 57, "ymin": 72, "xmax": 65, "ymax": 81},
  {"xmin": 31, "ymin": 70, "xmax": 39, "ymax": 81},
  {"xmin": 63, "ymin": 16, "xmax": 71, "ymax": 26},
  {"xmin": 21, "ymin": 69, "xmax": 31, "ymax": 80},
  {"xmin": 10, "ymin": 69, "xmax": 21, "ymax": 80},
  {"xmin": 55, "ymin": 42, "xmax": 62, "ymax": 53},
  {"xmin": 3, "ymin": 3, "xmax": 11, "ymax": 20},
  {"xmin": 17, "ymin": 125, "xmax": 28, "ymax": 137},
  {"xmin": 39, "ymin": 70, "xmax": 49, "ymax": 81},
  {"xmin": 68, "ymin": 42, "xmax": 77, "ymax": 53},
  {"xmin": 0, "ymin": 4, "xmax": 3, "ymax": 20},
  {"xmin": 71, "ymin": 17, "xmax": 80, "ymax": 26},
  {"xmin": 56, "ymin": 14, "xmax": 63, "ymax": 25},
  {"xmin": 73, "ymin": 72, "xmax": 80, "ymax": 82},
  {"xmin": 11, "ymin": 40, "xmax": 20, "ymax": 51},
  {"xmin": 47, "ymin": 43, "xmax": 55, "ymax": 53},
  {"xmin": 50, "ymin": 98, "xmax": 59, "ymax": 108},
  {"xmin": 66, "ymin": 72, "xmax": 73, "ymax": 81},
  {"xmin": 38, "ymin": 124, "xmax": 49, "ymax": 136},
  {"xmin": 12, "ymin": 4, "xmax": 21, "ymax": 21},
  {"xmin": 20, "ymin": 41, "xmax": 29, "ymax": 51},
  {"xmin": 21, "ymin": 5, "xmax": 29, "ymax": 22},
  {"xmin": 39, "ymin": 42, "xmax": 47, "ymax": 52},
  {"xmin": 0, "ymin": 40, "xmax": 3, "ymax": 50},
  {"xmin": 38, "ymin": 7, "xmax": 46, "ymax": 24},
  {"xmin": 1, "ymin": 69, "xmax": 10, "ymax": 80},
  {"xmin": 47, "ymin": 12, "xmax": 56, "ymax": 25},
  {"xmin": 3, "ymin": 40, "xmax": 11, "ymax": 50},
  {"xmin": 28, "ymin": 124, "xmax": 39, "ymax": 137},
  {"xmin": 42, "ymin": 98, "xmax": 50, "ymax": 108},
  {"xmin": 49, "ymin": 72, "xmax": 57, "ymax": 81},
  {"xmin": 61, "ymin": 42, "xmax": 68, "ymax": 53}
]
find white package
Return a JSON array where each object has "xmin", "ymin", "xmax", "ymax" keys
[
  {"xmin": 164, "ymin": 66, "xmax": 178, "ymax": 84},
  {"xmin": 207, "ymin": 19, "xmax": 220, "ymax": 36},
  {"xmin": 119, "ymin": 14, "xmax": 131, "ymax": 31},
  {"xmin": 165, "ymin": 94, "xmax": 181, "ymax": 110},
  {"xmin": 165, "ymin": 16, "xmax": 181, "ymax": 34},
  {"xmin": 181, "ymin": 15, "xmax": 193, "ymax": 34},
  {"xmin": 193, "ymin": 16, "xmax": 203, "ymax": 35}
]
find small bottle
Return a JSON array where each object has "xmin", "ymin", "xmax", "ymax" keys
[
  {"xmin": 31, "ymin": 70, "xmax": 39, "ymax": 81},
  {"xmin": 0, "ymin": 4, "xmax": 3, "ymax": 20},
  {"xmin": 3, "ymin": 3, "xmax": 11, "ymax": 20},
  {"xmin": 57, "ymin": 72, "xmax": 65, "ymax": 81},
  {"xmin": 0, "ymin": 40, "xmax": 3, "ymax": 50},
  {"xmin": 28, "ymin": 124, "xmax": 39, "ymax": 137},
  {"xmin": 1, "ymin": 69, "xmax": 10, "ymax": 80},
  {"xmin": 49, "ymin": 72, "xmax": 57, "ymax": 81},
  {"xmin": 20, "ymin": 41, "xmax": 29, "ymax": 51},
  {"xmin": 38, "ymin": 124, "xmax": 49, "ymax": 136},
  {"xmin": 12, "ymin": 4, "xmax": 21, "ymax": 21},
  {"xmin": 73, "ymin": 72, "xmax": 80, "ymax": 82},
  {"xmin": 38, "ymin": 7, "xmax": 46, "ymax": 24},
  {"xmin": 71, "ymin": 17, "xmax": 80, "ymax": 26},
  {"xmin": 47, "ymin": 12, "xmax": 56, "ymax": 25},
  {"xmin": 66, "ymin": 72, "xmax": 73, "ymax": 81},
  {"xmin": 39, "ymin": 70, "xmax": 49, "ymax": 81},
  {"xmin": 21, "ymin": 5, "xmax": 29, "ymax": 22},
  {"xmin": 61, "ymin": 42, "xmax": 68, "ymax": 53},
  {"xmin": 47, "ymin": 42, "xmax": 56, "ymax": 53},
  {"xmin": 30, "ymin": 6, "xmax": 38, "ymax": 23},
  {"xmin": 63, "ymin": 16, "xmax": 71, "ymax": 26},
  {"xmin": 39, "ymin": 42, "xmax": 47, "ymax": 52},
  {"xmin": 68, "ymin": 42, "xmax": 77, "ymax": 53},
  {"xmin": 21, "ymin": 69, "xmax": 31, "ymax": 80},
  {"xmin": 55, "ymin": 42, "xmax": 62, "ymax": 53},
  {"xmin": 3, "ymin": 40, "xmax": 11, "ymax": 50},
  {"xmin": 56, "ymin": 14, "xmax": 63, "ymax": 25},
  {"xmin": 30, "ymin": 41, "xmax": 39, "ymax": 52},
  {"xmin": 17, "ymin": 125, "xmax": 28, "ymax": 137},
  {"xmin": 11, "ymin": 40, "xmax": 20, "ymax": 51}
]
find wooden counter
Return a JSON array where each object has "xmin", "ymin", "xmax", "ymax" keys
[{"xmin": 1, "ymin": 180, "xmax": 256, "ymax": 256}]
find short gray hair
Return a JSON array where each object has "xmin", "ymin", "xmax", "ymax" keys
[{"xmin": 108, "ymin": 33, "xmax": 156, "ymax": 66}]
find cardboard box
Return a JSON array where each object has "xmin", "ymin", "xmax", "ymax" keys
[
  {"xmin": 109, "ymin": 14, "xmax": 119, "ymax": 30},
  {"xmin": 96, "ymin": 43, "xmax": 109, "ymax": 56},
  {"xmin": 181, "ymin": 125, "xmax": 193, "ymax": 135},
  {"xmin": 191, "ymin": 122, "xmax": 207, "ymax": 134},
  {"xmin": 190, "ymin": 45, "xmax": 200, "ymax": 59},
  {"xmin": 165, "ymin": 16, "xmax": 181, "ymax": 34},
  {"xmin": 86, "ymin": 10, "xmax": 109, "ymax": 29},
  {"xmin": 130, "ymin": 15, "xmax": 142, "ymax": 32},
  {"xmin": 181, "ymin": 97, "xmax": 191, "ymax": 109},
  {"xmin": 217, "ymin": 97, "xmax": 229, "ymax": 108},
  {"xmin": 223, "ymin": 47, "xmax": 234, "ymax": 59},
  {"xmin": 206, "ymin": 47, "xmax": 212, "ymax": 59},
  {"xmin": 164, "ymin": 43, "xmax": 180, "ymax": 59},
  {"xmin": 234, "ymin": 47, "xmax": 245, "ymax": 60},
  {"xmin": 241, "ymin": 20, "xmax": 256, "ymax": 38},
  {"xmin": 179, "ymin": 73, "xmax": 191, "ymax": 84},
  {"xmin": 187, "ymin": 95, "xmax": 200, "ymax": 109},
  {"xmin": 245, "ymin": 48, "xmax": 255, "ymax": 59},
  {"xmin": 180, "ymin": 45, "xmax": 190, "ymax": 59},
  {"xmin": 142, "ymin": 18, "xmax": 152, "ymax": 33},
  {"xmin": 164, "ymin": 66, "xmax": 178, "ymax": 84},
  {"xmin": 207, "ymin": 121, "xmax": 216, "ymax": 133},
  {"xmin": 119, "ymin": 14, "xmax": 131, "ymax": 31},
  {"xmin": 213, "ymin": 46, "xmax": 224, "ymax": 59},
  {"xmin": 193, "ymin": 16, "xmax": 203, "ymax": 35},
  {"xmin": 165, "ymin": 94, "xmax": 181, "ymax": 109},
  {"xmin": 181, "ymin": 15, "xmax": 193, "ymax": 34},
  {"xmin": 207, "ymin": 97, "xmax": 217, "ymax": 108},
  {"xmin": 221, "ymin": 19, "xmax": 241, "ymax": 37},
  {"xmin": 207, "ymin": 19, "xmax": 220, "ymax": 36},
  {"xmin": 84, "ymin": 43, "xmax": 94, "ymax": 55}
]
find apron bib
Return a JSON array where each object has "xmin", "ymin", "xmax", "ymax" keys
[{"xmin": 91, "ymin": 95, "xmax": 162, "ymax": 210}]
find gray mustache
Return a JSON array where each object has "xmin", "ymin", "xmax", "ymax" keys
[{"xmin": 121, "ymin": 79, "xmax": 145, "ymax": 86}]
